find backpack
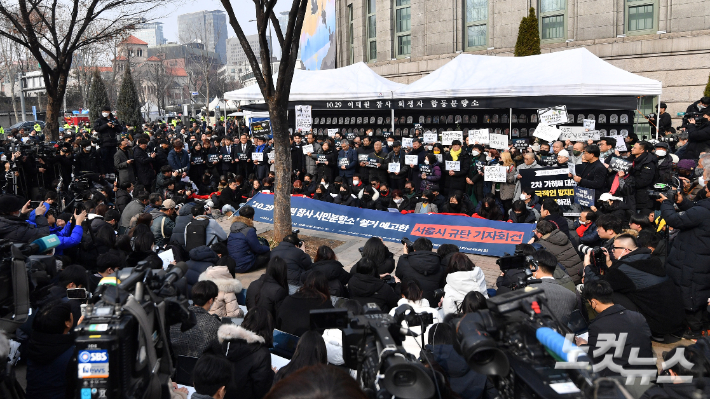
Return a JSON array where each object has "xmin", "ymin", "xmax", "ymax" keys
[{"xmin": 184, "ymin": 218, "xmax": 210, "ymax": 252}]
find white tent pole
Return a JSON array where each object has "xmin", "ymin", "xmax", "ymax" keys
[
  {"xmin": 656, "ymin": 87, "xmax": 662, "ymax": 141},
  {"xmin": 509, "ymin": 108, "xmax": 512, "ymax": 139}
]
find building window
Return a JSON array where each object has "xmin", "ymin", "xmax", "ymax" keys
[
  {"xmin": 348, "ymin": 4, "xmax": 354, "ymax": 65},
  {"xmin": 367, "ymin": 0, "xmax": 376, "ymax": 61},
  {"xmin": 635, "ymin": 96, "xmax": 655, "ymax": 139},
  {"xmin": 626, "ymin": 0, "xmax": 657, "ymax": 35},
  {"xmin": 465, "ymin": 0, "xmax": 488, "ymax": 49},
  {"xmin": 394, "ymin": 0, "xmax": 411, "ymax": 57},
  {"xmin": 539, "ymin": 0, "xmax": 566, "ymax": 41}
]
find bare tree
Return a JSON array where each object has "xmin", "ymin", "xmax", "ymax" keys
[
  {"xmin": 140, "ymin": 58, "xmax": 172, "ymax": 117},
  {"xmin": 0, "ymin": 36, "xmax": 25, "ymax": 122},
  {"xmin": 71, "ymin": 42, "xmax": 103, "ymax": 109},
  {"xmin": 220, "ymin": 0, "xmax": 307, "ymax": 242},
  {"xmin": 182, "ymin": 22, "xmax": 226, "ymax": 115},
  {"xmin": 0, "ymin": 0, "xmax": 175, "ymax": 140}
]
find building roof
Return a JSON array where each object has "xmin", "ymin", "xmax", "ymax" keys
[
  {"xmin": 121, "ymin": 35, "xmax": 148, "ymax": 45},
  {"xmin": 166, "ymin": 67, "xmax": 187, "ymax": 77},
  {"xmin": 145, "ymin": 56, "xmax": 161, "ymax": 62},
  {"xmin": 114, "ymin": 56, "xmax": 127, "ymax": 61}
]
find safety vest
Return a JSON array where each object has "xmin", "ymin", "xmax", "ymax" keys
[
  {"xmin": 172, "ymin": 119, "xmax": 178, "ymax": 127},
  {"xmin": 33, "ymin": 123, "xmax": 41, "ymax": 132},
  {"xmin": 0, "ymin": 127, "xmax": 4, "ymax": 135},
  {"xmin": 63, "ymin": 124, "xmax": 71, "ymax": 130},
  {"xmin": 220, "ymin": 116, "xmax": 224, "ymax": 121}
]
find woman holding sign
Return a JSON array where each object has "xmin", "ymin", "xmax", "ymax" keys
[
  {"xmin": 443, "ymin": 140, "xmax": 472, "ymax": 196},
  {"xmin": 312, "ymin": 141, "xmax": 337, "ymax": 185},
  {"xmin": 494, "ymin": 152, "xmax": 517, "ymax": 215}
]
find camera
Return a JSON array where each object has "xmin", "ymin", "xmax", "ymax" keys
[
  {"xmin": 646, "ymin": 182, "xmax": 678, "ymax": 201},
  {"xmin": 685, "ymin": 112, "xmax": 707, "ymax": 125},
  {"xmin": 401, "ymin": 237, "xmax": 414, "ymax": 252},
  {"xmin": 292, "ymin": 229, "xmax": 304, "ymax": 247},
  {"xmin": 646, "ymin": 113, "xmax": 656, "ymax": 120},
  {"xmin": 577, "ymin": 245, "xmax": 609, "ymax": 275},
  {"xmin": 311, "ymin": 304, "xmax": 436, "ymax": 398}
]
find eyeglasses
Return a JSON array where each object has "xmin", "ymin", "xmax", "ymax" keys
[{"xmin": 612, "ymin": 247, "xmax": 629, "ymax": 252}]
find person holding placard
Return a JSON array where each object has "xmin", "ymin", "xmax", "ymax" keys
[
  {"xmin": 189, "ymin": 140, "xmax": 206, "ymax": 183},
  {"xmin": 235, "ymin": 134, "xmax": 254, "ymax": 179},
  {"xmin": 407, "ymin": 139, "xmax": 428, "ymax": 192},
  {"xmin": 420, "ymin": 153, "xmax": 442, "ymax": 193},
  {"xmin": 385, "ymin": 141, "xmax": 409, "ymax": 191},
  {"xmin": 356, "ymin": 136, "xmax": 374, "ymax": 184},
  {"xmin": 492, "ymin": 152, "xmax": 517, "ymax": 215},
  {"xmin": 337, "ymin": 140, "xmax": 358, "ymax": 184},
  {"xmin": 303, "ymin": 133, "xmax": 322, "ymax": 176},
  {"xmin": 572, "ymin": 144, "xmax": 607, "ymax": 201},
  {"xmin": 252, "ymin": 136, "xmax": 271, "ymax": 182},
  {"xmin": 465, "ymin": 144, "xmax": 486, "ymax": 206},
  {"xmin": 368, "ymin": 140, "xmax": 389, "ymax": 186},
  {"xmin": 442, "ymin": 140, "xmax": 471, "ymax": 196},
  {"xmin": 313, "ymin": 141, "xmax": 337, "ymax": 185},
  {"xmin": 290, "ymin": 133, "xmax": 305, "ymax": 181}
]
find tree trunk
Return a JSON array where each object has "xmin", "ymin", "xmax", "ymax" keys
[
  {"xmin": 9, "ymin": 74, "xmax": 18, "ymax": 122},
  {"xmin": 44, "ymin": 70, "xmax": 68, "ymax": 142},
  {"xmin": 268, "ymin": 103, "xmax": 292, "ymax": 243}
]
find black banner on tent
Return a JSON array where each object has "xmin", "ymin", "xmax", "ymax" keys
[{"xmin": 519, "ymin": 167, "xmax": 576, "ymax": 206}]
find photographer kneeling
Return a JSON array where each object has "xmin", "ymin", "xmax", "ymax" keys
[{"xmin": 659, "ymin": 187, "xmax": 710, "ymax": 339}]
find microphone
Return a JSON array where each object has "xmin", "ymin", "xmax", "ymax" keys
[
  {"xmin": 162, "ymin": 261, "xmax": 188, "ymax": 287},
  {"xmin": 25, "ymin": 234, "xmax": 60, "ymax": 255}
]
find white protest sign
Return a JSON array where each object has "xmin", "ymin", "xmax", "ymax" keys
[
  {"xmin": 435, "ymin": 154, "xmax": 443, "ymax": 163},
  {"xmin": 388, "ymin": 163, "xmax": 401, "ymax": 173},
  {"xmin": 423, "ymin": 132, "xmax": 438, "ymax": 144},
  {"xmin": 559, "ymin": 126, "xmax": 600, "ymax": 141},
  {"xmin": 441, "ymin": 131, "xmax": 464, "ymax": 146},
  {"xmin": 568, "ymin": 163, "xmax": 575, "ymax": 176},
  {"xmin": 405, "ymin": 155, "xmax": 418, "ymax": 165},
  {"xmin": 484, "ymin": 165, "xmax": 507, "ymax": 182},
  {"xmin": 402, "ymin": 138, "xmax": 413, "ymax": 148},
  {"xmin": 301, "ymin": 144, "xmax": 314, "ymax": 154},
  {"xmin": 327, "ymin": 128, "xmax": 338, "ymax": 137},
  {"xmin": 470, "ymin": 129, "xmax": 489, "ymax": 145},
  {"xmin": 607, "ymin": 135, "xmax": 627, "ymax": 152},
  {"xmin": 489, "ymin": 134, "xmax": 508, "ymax": 150},
  {"xmin": 267, "ymin": 152, "xmax": 275, "ymax": 160},
  {"xmin": 251, "ymin": 152, "xmax": 264, "ymax": 162},
  {"xmin": 533, "ymin": 123, "xmax": 562, "ymax": 142},
  {"xmin": 537, "ymin": 105, "xmax": 568, "ymax": 126},
  {"xmin": 445, "ymin": 161, "xmax": 460, "ymax": 171},
  {"xmin": 158, "ymin": 250, "xmax": 174, "ymax": 270},
  {"xmin": 295, "ymin": 105, "xmax": 312, "ymax": 132},
  {"xmin": 583, "ymin": 119, "xmax": 596, "ymax": 131}
]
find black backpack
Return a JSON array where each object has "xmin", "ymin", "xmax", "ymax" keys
[{"xmin": 184, "ymin": 218, "xmax": 210, "ymax": 252}]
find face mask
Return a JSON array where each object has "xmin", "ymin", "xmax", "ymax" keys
[
  {"xmin": 700, "ymin": 176, "xmax": 706, "ymax": 187},
  {"xmin": 572, "ymin": 150, "xmax": 582, "ymax": 156},
  {"xmin": 352, "ymin": 179, "xmax": 359, "ymax": 185},
  {"xmin": 486, "ymin": 155, "xmax": 493, "ymax": 161},
  {"xmin": 404, "ymin": 188, "xmax": 412, "ymax": 194},
  {"xmin": 699, "ymin": 104, "xmax": 706, "ymax": 110},
  {"xmin": 368, "ymin": 132, "xmax": 373, "ymax": 136},
  {"xmin": 472, "ymin": 150, "xmax": 480, "ymax": 157},
  {"xmin": 656, "ymin": 150, "xmax": 667, "ymax": 157},
  {"xmin": 84, "ymin": 146, "xmax": 91, "ymax": 151},
  {"xmin": 387, "ymin": 141, "xmax": 393, "ymax": 147},
  {"xmin": 520, "ymin": 194, "xmax": 528, "ymax": 200},
  {"xmin": 424, "ymin": 159, "xmax": 430, "ymax": 165},
  {"xmin": 426, "ymin": 145, "xmax": 433, "ymax": 151},
  {"xmin": 394, "ymin": 198, "xmax": 403, "ymax": 205},
  {"xmin": 380, "ymin": 190, "xmax": 387, "ymax": 195},
  {"xmin": 539, "ymin": 150, "xmax": 549, "ymax": 156}
]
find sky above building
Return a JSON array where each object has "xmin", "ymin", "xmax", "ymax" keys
[{"xmin": 153, "ymin": 0, "xmax": 292, "ymax": 58}]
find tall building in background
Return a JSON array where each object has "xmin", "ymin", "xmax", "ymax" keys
[
  {"xmin": 227, "ymin": 35, "xmax": 273, "ymax": 66},
  {"xmin": 133, "ymin": 22, "xmax": 166, "ymax": 47},
  {"xmin": 177, "ymin": 10, "xmax": 228, "ymax": 64}
]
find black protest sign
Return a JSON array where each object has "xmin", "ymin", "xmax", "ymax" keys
[
  {"xmin": 608, "ymin": 157, "xmax": 631, "ymax": 173},
  {"xmin": 419, "ymin": 165, "xmax": 432, "ymax": 174},
  {"xmin": 519, "ymin": 167, "xmax": 576, "ymax": 206},
  {"xmin": 574, "ymin": 187, "xmax": 595, "ymax": 207},
  {"xmin": 512, "ymin": 138, "xmax": 529, "ymax": 150},
  {"xmin": 538, "ymin": 155, "xmax": 557, "ymax": 166}
]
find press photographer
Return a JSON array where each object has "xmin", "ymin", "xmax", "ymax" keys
[
  {"xmin": 94, "ymin": 106, "xmax": 122, "ymax": 175},
  {"xmin": 680, "ymin": 108, "xmax": 710, "ymax": 160}
]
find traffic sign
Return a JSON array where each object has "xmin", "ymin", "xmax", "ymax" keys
[{"xmin": 191, "ymin": 92, "xmax": 199, "ymax": 96}]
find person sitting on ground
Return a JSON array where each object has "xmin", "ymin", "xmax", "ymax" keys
[
  {"xmin": 276, "ymin": 271, "xmax": 334, "ymax": 336},
  {"xmin": 539, "ymin": 198, "xmax": 570, "ymax": 236},
  {"xmin": 190, "ymin": 353, "xmax": 233, "ymax": 399},
  {"xmin": 575, "ymin": 208, "xmax": 602, "ymax": 248},
  {"xmin": 299, "ymin": 245, "xmax": 350, "ymax": 298},
  {"xmin": 184, "ymin": 205, "xmax": 227, "ymax": 252},
  {"xmin": 441, "ymin": 253, "xmax": 488, "ymax": 316},
  {"xmin": 273, "ymin": 330, "xmax": 328, "ymax": 383},
  {"xmin": 170, "ymin": 280, "xmax": 223, "ymax": 358},
  {"xmin": 350, "ymin": 236, "xmax": 396, "ymax": 274},
  {"xmin": 199, "ymin": 265, "xmax": 244, "ymax": 319},
  {"xmin": 208, "ymin": 307, "xmax": 274, "ymax": 399},
  {"xmin": 459, "ymin": 291, "xmax": 488, "ymax": 315},
  {"xmin": 348, "ymin": 258, "xmax": 400, "ymax": 313},
  {"xmin": 388, "ymin": 280, "xmax": 441, "ymax": 356},
  {"xmin": 246, "ymin": 257, "xmax": 289, "ymax": 319},
  {"xmin": 527, "ymin": 250, "xmax": 577, "ymax": 325},
  {"xmin": 265, "ymin": 364, "xmax": 367, "ymax": 399},
  {"xmin": 414, "ymin": 190, "xmax": 438, "ymax": 214},
  {"xmin": 270, "ymin": 232, "xmax": 312, "ymax": 285},
  {"xmin": 227, "ymin": 205, "xmax": 270, "ymax": 273},
  {"xmin": 530, "ymin": 220, "xmax": 584, "ymax": 284},
  {"xmin": 395, "ymin": 237, "xmax": 446, "ymax": 305},
  {"xmin": 509, "ymin": 199, "xmax": 539, "ymax": 223}
]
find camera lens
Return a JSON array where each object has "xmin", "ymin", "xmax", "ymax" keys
[{"xmin": 392, "ymin": 370, "xmax": 416, "ymax": 386}]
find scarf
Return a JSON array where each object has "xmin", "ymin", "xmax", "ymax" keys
[{"xmin": 450, "ymin": 148, "xmax": 462, "ymax": 161}]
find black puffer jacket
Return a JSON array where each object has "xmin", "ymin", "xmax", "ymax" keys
[
  {"xmin": 300, "ymin": 259, "xmax": 351, "ymax": 298},
  {"xmin": 350, "ymin": 252, "xmax": 396, "ymax": 275},
  {"xmin": 276, "ymin": 293, "xmax": 334, "ymax": 336},
  {"xmin": 269, "ymin": 241, "xmax": 312, "ymax": 285},
  {"xmin": 209, "ymin": 324, "xmax": 274, "ymax": 399},
  {"xmin": 629, "ymin": 152, "xmax": 657, "ymax": 210},
  {"xmin": 0, "ymin": 214, "xmax": 50, "ymax": 243},
  {"xmin": 395, "ymin": 251, "xmax": 446, "ymax": 305},
  {"xmin": 246, "ymin": 274, "xmax": 288, "ymax": 318},
  {"xmin": 185, "ymin": 245, "xmax": 219, "ymax": 294},
  {"xmin": 347, "ymin": 273, "xmax": 400, "ymax": 313},
  {"xmin": 537, "ymin": 229, "xmax": 584, "ymax": 284},
  {"xmin": 661, "ymin": 198, "xmax": 710, "ymax": 311}
]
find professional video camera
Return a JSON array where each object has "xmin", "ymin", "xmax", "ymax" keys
[
  {"xmin": 684, "ymin": 111, "xmax": 708, "ymax": 126},
  {"xmin": 73, "ymin": 261, "xmax": 194, "ymax": 399},
  {"xmin": 311, "ymin": 304, "xmax": 436, "ymax": 399},
  {"xmin": 450, "ymin": 288, "xmax": 631, "ymax": 398},
  {"xmin": 647, "ymin": 182, "xmax": 679, "ymax": 201},
  {"xmin": 659, "ymin": 132, "xmax": 682, "ymax": 144}
]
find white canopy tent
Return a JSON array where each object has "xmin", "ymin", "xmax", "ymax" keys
[
  {"xmin": 224, "ymin": 62, "xmax": 405, "ymax": 102},
  {"xmin": 394, "ymin": 48, "xmax": 662, "ymax": 99}
]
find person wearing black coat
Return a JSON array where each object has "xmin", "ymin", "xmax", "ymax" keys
[
  {"xmin": 395, "ymin": 239, "xmax": 446, "ymax": 305},
  {"xmin": 235, "ymin": 135, "xmax": 254, "ymax": 178},
  {"xmin": 94, "ymin": 106, "xmax": 121, "ymax": 174},
  {"xmin": 347, "ymin": 259, "xmax": 400, "ymax": 313},
  {"xmin": 219, "ymin": 180, "xmax": 243, "ymax": 209},
  {"xmin": 385, "ymin": 143, "xmax": 409, "ymax": 191},
  {"xmin": 374, "ymin": 186, "xmax": 392, "ymax": 211},
  {"xmin": 661, "ymin": 192, "xmax": 710, "ymax": 336},
  {"xmin": 334, "ymin": 185, "xmax": 359, "ymax": 207},
  {"xmin": 312, "ymin": 185, "xmax": 334, "ymax": 203},
  {"xmin": 133, "ymin": 139, "xmax": 156, "ymax": 187},
  {"xmin": 312, "ymin": 142, "xmax": 338, "ymax": 184},
  {"xmin": 246, "ymin": 273, "xmax": 288, "ymax": 318},
  {"xmin": 185, "ymin": 245, "xmax": 220, "ymax": 296},
  {"xmin": 681, "ymin": 112, "xmax": 710, "ymax": 160},
  {"xmin": 628, "ymin": 143, "xmax": 657, "ymax": 211},
  {"xmin": 573, "ymin": 145, "xmax": 607, "ymax": 201},
  {"xmin": 442, "ymin": 140, "xmax": 472, "ymax": 196},
  {"xmin": 276, "ymin": 273, "xmax": 334, "ymax": 336},
  {"xmin": 300, "ymin": 259, "xmax": 351, "ymax": 298},
  {"xmin": 269, "ymin": 235, "xmax": 312, "ymax": 285}
]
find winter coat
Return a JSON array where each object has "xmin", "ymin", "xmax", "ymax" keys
[
  {"xmin": 641, "ymin": 377, "xmax": 710, "ymax": 399},
  {"xmin": 185, "ymin": 245, "xmax": 220, "ymax": 295},
  {"xmin": 270, "ymin": 241, "xmax": 312, "ymax": 285},
  {"xmin": 347, "ymin": 273, "xmax": 400, "ymax": 313},
  {"xmin": 114, "ymin": 189, "xmax": 132, "ymax": 213},
  {"xmin": 114, "ymin": 148, "xmax": 135, "ymax": 186},
  {"xmin": 443, "ymin": 151, "xmax": 472, "ymax": 194},
  {"xmin": 169, "ymin": 202, "xmax": 198, "ymax": 247},
  {"xmin": 25, "ymin": 331, "xmax": 75, "ymax": 399},
  {"xmin": 227, "ymin": 217, "xmax": 270, "ymax": 273},
  {"xmin": 508, "ymin": 207, "xmax": 539, "ymax": 223},
  {"xmin": 303, "ymin": 141, "xmax": 322, "ymax": 175},
  {"xmin": 682, "ymin": 122, "xmax": 710, "ymax": 160},
  {"xmin": 211, "ymin": 324, "xmax": 274, "ymax": 399},
  {"xmin": 426, "ymin": 344, "xmax": 498, "ymax": 399},
  {"xmin": 395, "ymin": 251, "xmax": 446, "ymax": 305},
  {"xmin": 133, "ymin": 145, "xmax": 155, "ymax": 186},
  {"xmin": 388, "ymin": 298, "xmax": 440, "ymax": 355},
  {"xmin": 575, "ymin": 160, "xmax": 607, "ymax": 200},
  {"xmin": 388, "ymin": 196, "xmax": 411, "ymax": 212},
  {"xmin": 441, "ymin": 269, "xmax": 488, "ymax": 316},
  {"xmin": 514, "ymin": 161, "xmax": 541, "ymax": 199},
  {"xmin": 496, "ymin": 165, "xmax": 517, "ymax": 201},
  {"xmin": 386, "ymin": 150, "xmax": 410, "ymax": 181},
  {"xmin": 334, "ymin": 187, "xmax": 359, "ymax": 207},
  {"xmin": 151, "ymin": 212, "xmax": 175, "ymax": 247},
  {"xmin": 420, "ymin": 163, "xmax": 442, "ymax": 192},
  {"xmin": 368, "ymin": 149, "xmax": 389, "ymax": 184},
  {"xmin": 301, "ymin": 259, "xmax": 351, "ymax": 297},
  {"xmin": 119, "ymin": 199, "xmax": 145, "ymax": 229},
  {"xmin": 337, "ymin": 148, "xmax": 358, "ymax": 178},
  {"xmin": 661, "ymin": 198, "xmax": 710, "ymax": 311},
  {"xmin": 585, "ymin": 249, "xmax": 684, "ymax": 335},
  {"xmin": 350, "ymin": 251, "xmax": 396, "ymax": 275},
  {"xmin": 414, "ymin": 202, "xmax": 438, "ymax": 214},
  {"xmin": 168, "ymin": 148, "xmax": 190, "ymax": 172},
  {"xmin": 629, "ymin": 152, "xmax": 658, "ymax": 210},
  {"xmin": 246, "ymin": 273, "xmax": 288, "ymax": 318},
  {"xmin": 0, "ymin": 214, "xmax": 50, "ymax": 243},
  {"xmin": 94, "ymin": 115, "xmax": 120, "ymax": 146},
  {"xmin": 169, "ymin": 306, "xmax": 222, "ymax": 357},
  {"xmin": 199, "ymin": 266, "xmax": 244, "ymax": 318},
  {"xmin": 276, "ymin": 293, "xmax": 334, "ymax": 336},
  {"xmin": 537, "ymin": 230, "xmax": 584, "ymax": 284}
]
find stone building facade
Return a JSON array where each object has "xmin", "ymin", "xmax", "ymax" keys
[{"xmin": 336, "ymin": 0, "xmax": 710, "ymax": 129}]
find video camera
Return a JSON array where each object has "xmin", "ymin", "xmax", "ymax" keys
[
  {"xmin": 576, "ymin": 245, "xmax": 609, "ymax": 276},
  {"xmin": 450, "ymin": 288, "xmax": 631, "ymax": 398},
  {"xmin": 73, "ymin": 261, "xmax": 194, "ymax": 399},
  {"xmin": 684, "ymin": 112, "xmax": 708, "ymax": 126},
  {"xmin": 311, "ymin": 303, "xmax": 436, "ymax": 399},
  {"xmin": 647, "ymin": 182, "xmax": 678, "ymax": 201}
]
